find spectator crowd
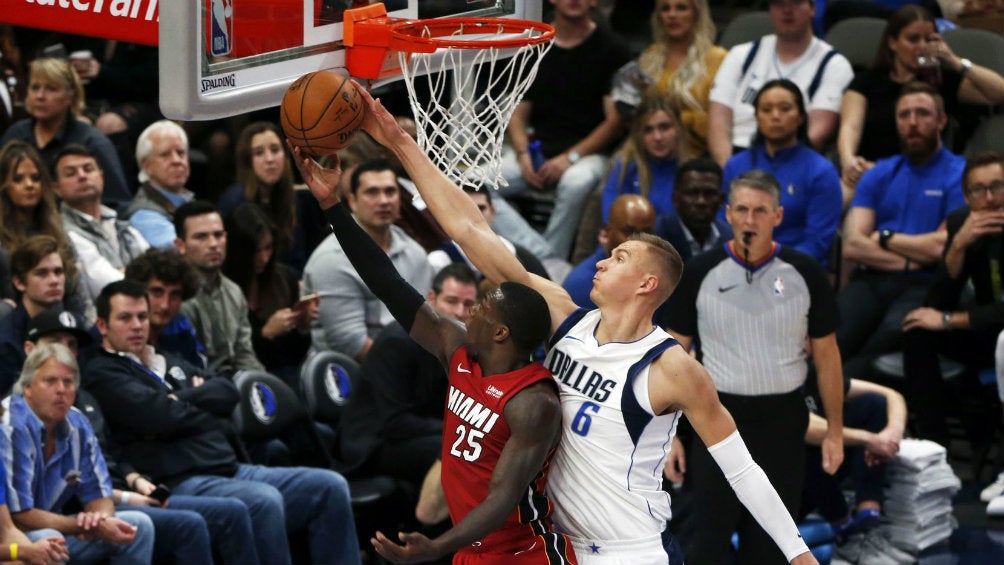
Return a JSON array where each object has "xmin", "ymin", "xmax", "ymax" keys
[{"xmin": 1, "ymin": 0, "xmax": 1004, "ymax": 563}]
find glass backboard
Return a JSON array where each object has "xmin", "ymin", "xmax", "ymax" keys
[{"xmin": 160, "ymin": 0, "xmax": 540, "ymax": 120}]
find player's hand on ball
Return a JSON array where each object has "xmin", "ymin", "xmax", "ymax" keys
[
  {"xmin": 371, "ymin": 530, "xmax": 439, "ymax": 564},
  {"xmin": 354, "ymin": 83, "xmax": 413, "ymax": 149},
  {"xmin": 288, "ymin": 144, "xmax": 342, "ymax": 209}
]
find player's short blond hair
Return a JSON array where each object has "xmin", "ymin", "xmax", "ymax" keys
[{"xmin": 628, "ymin": 233, "xmax": 684, "ymax": 305}]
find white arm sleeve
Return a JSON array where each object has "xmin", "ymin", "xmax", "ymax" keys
[{"xmin": 708, "ymin": 430, "xmax": 810, "ymax": 562}]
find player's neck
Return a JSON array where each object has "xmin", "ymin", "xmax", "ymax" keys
[
  {"xmin": 477, "ymin": 348, "xmax": 528, "ymax": 377},
  {"xmin": 594, "ymin": 305, "xmax": 655, "ymax": 345}
]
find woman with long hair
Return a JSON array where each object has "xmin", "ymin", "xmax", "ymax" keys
[
  {"xmin": 219, "ymin": 121, "xmax": 326, "ymax": 273},
  {"xmin": 838, "ymin": 5, "xmax": 1004, "ymax": 188},
  {"xmin": 0, "ymin": 140, "xmax": 63, "ymax": 251},
  {"xmin": 221, "ymin": 203, "xmax": 314, "ymax": 383},
  {"xmin": 723, "ymin": 79, "xmax": 842, "ymax": 266},
  {"xmin": 0, "ymin": 58, "xmax": 132, "ymax": 206},
  {"xmin": 600, "ymin": 94, "xmax": 683, "ymax": 222},
  {"xmin": 612, "ymin": 0, "xmax": 725, "ymax": 157},
  {"xmin": 0, "ymin": 141, "xmax": 91, "ymax": 316}
]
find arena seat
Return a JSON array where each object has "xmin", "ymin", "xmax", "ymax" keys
[
  {"xmin": 965, "ymin": 113, "xmax": 1004, "ymax": 157},
  {"xmin": 943, "ymin": 27, "xmax": 1004, "ymax": 78},
  {"xmin": 824, "ymin": 16, "xmax": 886, "ymax": 72},
  {"xmin": 718, "ymin": 11, "xmax": 773, "ymax": 49}
]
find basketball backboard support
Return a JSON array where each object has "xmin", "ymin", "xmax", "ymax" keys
[{"xmin": 160, "ymin": 0, "xmax": 541, "ymax": 120}]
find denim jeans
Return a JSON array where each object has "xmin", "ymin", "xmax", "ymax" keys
[
  {"xmin": 497, "ymin": 147, "xmax": 608, "ymax": 260},
  {"xmin": 27, "ymin": 509, "xmax": 154, "ymax": 565},
  {"xmin": 124, "ymin": 493, "xmax": 259, "ymax": 565},
  {"xmin": 490, "ymin": 197, "xmax": 556, "ymax": 260},
  {"xmin": 124, "ymin": 503, "xmax": 213, "ymax": 564},
  {"xmin": 173, "ymin": 464, "xmax": 360, "ymax": 565},
  {"xmin": 168, "ymin": 494, "xmax": 259, "ymax": 565}
]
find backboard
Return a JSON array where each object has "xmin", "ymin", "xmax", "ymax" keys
[{"xmin": 160, "ymin": 0, "xmax": 541, "ymax": 120}]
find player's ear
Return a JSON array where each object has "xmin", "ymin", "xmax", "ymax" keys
[
  {"xmin": 639, "ymin": 274, "xmax": 659, "ymax": 296},
  {"xmin": 493, "ymin": 323, "xmax": 510, "ymax": 344}
]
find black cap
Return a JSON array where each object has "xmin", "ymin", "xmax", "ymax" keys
[{"xmin": 26, "ymin": 309, "xmax": 93, "ymax": 346}]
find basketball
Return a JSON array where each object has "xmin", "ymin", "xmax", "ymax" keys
[{"xmin": 280, "ymin": 70, "xmax": 364, "ymax": 156}]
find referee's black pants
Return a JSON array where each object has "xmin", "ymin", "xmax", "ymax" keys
[{"xmin": 683, "ymin": 389, "xmax": 808, "ymax": 565}]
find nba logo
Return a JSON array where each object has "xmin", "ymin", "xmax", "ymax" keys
[
  {"xmin": 210, "ymin": 0, "xmax": 233, "ymax": 57},
  {"xmin": 773, "ymin": 276, "xmax": 785, "ymax": 297}
]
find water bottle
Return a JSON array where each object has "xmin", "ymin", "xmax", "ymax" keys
[{"xmin": 528, "ymin": 140, "xmax": 545, "ymax": 171}]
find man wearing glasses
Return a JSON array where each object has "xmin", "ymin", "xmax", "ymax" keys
[{"xmin": 903, "ymin": 151, "xmax": 1004, "ymax": 449}]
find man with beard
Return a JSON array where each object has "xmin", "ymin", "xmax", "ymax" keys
[
  {"xmin": 902, "ymin": 152, "xmax": 1004, "ymax": 451},
  {"xmin": 838, "ymin": 81, "xmax": 965, "ymax": 382}
]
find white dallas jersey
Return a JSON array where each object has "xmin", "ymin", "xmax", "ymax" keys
[{"xmin": 544, "ymin": 309, "xmax": 681, "ymax": 542}]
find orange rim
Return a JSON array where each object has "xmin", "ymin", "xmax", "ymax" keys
[{"xmin": 389, "ymin": 17, "xmax": 555, "ymax": 52}]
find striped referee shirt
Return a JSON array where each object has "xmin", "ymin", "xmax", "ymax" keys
[{"xmin": 664, "ymin": 243, "xmax": 838, "ymax": 396}]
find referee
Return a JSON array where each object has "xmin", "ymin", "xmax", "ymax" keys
[{"xmin": 664, "ymin": 170, "xmax": 845, "ymax": 564}]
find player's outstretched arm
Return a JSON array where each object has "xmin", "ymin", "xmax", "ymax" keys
[
  {"xmin": 372, "ymin": 382, "xmax": 564, "ymax": 563},
  {"xmin": 290, "ymin": 146, "xmax": 464, "ymax": 364},
  {"xmin": 353, "ymin": 83, "xmax": 578, "ymax": 329},
  {"xmin": 650, "ymin": 350, "xmax": 817, "ymax": 565}
]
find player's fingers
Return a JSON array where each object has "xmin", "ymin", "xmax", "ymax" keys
[
  {"xmin": 821, "ymin": 451, "xmax": 835, "ymax": 475},
  {"xmin": 399, "ymin": 531, "xmax": 423, "ymax": 544},
  {"xmin": 351, "ymin": 80, "xmax": 373, "ymax": 103},
  {"xmin": 665, "ymin": 468, "xmax": 683, "ymax": 483}
]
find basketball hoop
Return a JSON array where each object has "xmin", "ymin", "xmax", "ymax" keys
[{"xmin": 345, "ymin": 6, "xmax": 554, "ymax": 190}]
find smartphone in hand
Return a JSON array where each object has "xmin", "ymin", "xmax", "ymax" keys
[{"xmin": 149, "ymin": 484, "xmax": 172, "ymax": 503}]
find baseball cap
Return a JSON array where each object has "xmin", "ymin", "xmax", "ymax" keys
[{"xmin": 26, "ymin": 309, "xmax": 93, "ymax": 346}]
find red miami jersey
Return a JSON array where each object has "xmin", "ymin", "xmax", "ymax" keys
[{"xmin": 441, "ymin": 346, "xmax": 576, "ymax": 564}]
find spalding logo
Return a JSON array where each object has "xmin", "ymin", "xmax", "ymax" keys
[
  {"xmin": 250, "ymin": 382, "xmax": 277, "ymax": 424},
  {"xmin": 324, "ymin": 364, "xmax": 351, "ymax": 406}
]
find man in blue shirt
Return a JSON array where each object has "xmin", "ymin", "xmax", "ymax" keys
[
  {"xmin": 0, "ymin": 459, "xmax": 68, "ymax": 565},
  {"xmin": 838, "ymin": 81, "xmax": 966, "ymax": 380},
  {"xmin": 0, "ymin": 343, "xmax": 154, "ymax": 565}
]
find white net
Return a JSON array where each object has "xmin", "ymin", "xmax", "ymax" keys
[{"xmin": 396, "ymin": 22, "xmax": 553, "ymax": 191}]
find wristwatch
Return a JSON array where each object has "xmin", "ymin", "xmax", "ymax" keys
[
  {"xmin": 567, "ymin": 150, "xmax": 581, "ymax": 164},
  {"xmin": 959, "ymin": 58, "xmax": 973, "ymax": 76},
  {"xmin": 941, "ymin": 311, "xmax": 952, "ymax": 329},
  {"xmin": 879, "ymin": 229, "xmax": 895, "ymax": 250}
]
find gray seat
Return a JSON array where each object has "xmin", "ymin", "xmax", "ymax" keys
[
  {"xmin": 718, "ymin": 11, "xmax": 773, "ymax": 49},
  {"xmin": 965, "ymin": 113, "xmax": 1004, "ymax": 156},
  {"xmin": 871, "ymin": 351, "xmax": 966, "ymax": 382},
  {"xmin": 943, "ymin": 27, "xmax": 1004, "ymax": 77},
  {"xmin": 824, "ymin": 16, "xmax": 887, "ymax": 71}
]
